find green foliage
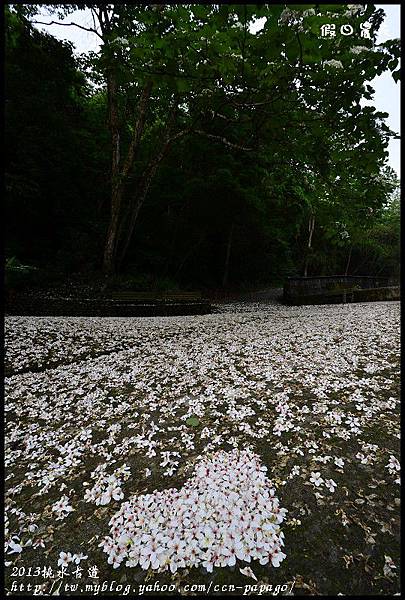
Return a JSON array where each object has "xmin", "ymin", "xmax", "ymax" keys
[
  {"xmin": 5, "ymin": 7, "xmax": 106, "ymax": 271},
  {"xmin": 5, "ymin": 4, "xmax": 401, "ymax": 288},
  {"xmin": 5, "ymin": 256, "xmax": 24, "ymax": 270},
  {"xmin": 352, "ymin": 189, "xmax": 400, "ymax": 277},
  {"xmin": 5, "ymin": 256, "xmax": 40, "ymax": 291}
]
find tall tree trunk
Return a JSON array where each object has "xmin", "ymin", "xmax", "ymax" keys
[
  {"xmin": 303, "ymin": 213, "xmax": 315, "ymax": 278},
  {"xmin": 103, "ymin": 186, "xmax": 124, "ymax": 276},
  {"xmin": 115, "ymin": 155, "xmax": 167, "ymax": 271},
  {"xmin": 116, "ymin": 118, "xmax": 185, "ymax": 270},
  {"xmin": 102, "ymin": 79, "xmax": 153, "ymax": 276},
  {"xmin": 103, "ymin": 67, "xmax": 121, "ymax": 276},
  {"xmin": 175, "ymin": 234, "xmax": 204, "ymax": 277},
  {"xmin": 344, "ymin": 245, "xmax": 352, "ymax": 276},
  {"xmin": 222, "ymin": 222, "xmax": 234, "ymax": 288}
]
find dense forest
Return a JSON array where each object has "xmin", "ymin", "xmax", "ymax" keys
[{"xmin": 5, "ymin": 4, "xmax": 400, "ymax": 293}]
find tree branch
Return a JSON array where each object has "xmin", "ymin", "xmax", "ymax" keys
[
  {"xmin": 31, "ymin": 19, "xmax": 103, "ymax": 40},
  {"xmin": 120, "ymin": 80, "xmax": 154, "ymax": 179},
  {"xmin": 193, "ymin": 130, "xmax": 254, "ymax": 151},
  {"xmin": 296, "ymin": 30, "xmax": 304, "ymax": 67}
]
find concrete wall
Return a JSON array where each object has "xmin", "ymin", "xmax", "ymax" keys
[
  {"xmin": 284, "ymin": 276, "xmax": 390, "ymax": 301},
  {"xmin": 284, "ymin": 286, "xmax": 399, "ymax": 306},
  {"xmin": 5, "ymin": 295, "xmax": 212, "ymax": 317}
]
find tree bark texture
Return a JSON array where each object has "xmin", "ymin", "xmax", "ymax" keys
[
  {"xmin": 303, "ymin": 213, "xmax": 315, "ymax": 278},
  {"xmin": 102, "ymin": 78, "xmax": 153, "ymax": 276},
  {"xmin": 222, "ymin": 222, "xmax": 234, "ymax": 288},
  {"xmin": 344, "ymin": 245, "xmax": 352, "ymax": 276}
]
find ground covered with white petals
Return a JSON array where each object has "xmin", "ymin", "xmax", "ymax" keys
[{"xmin": 4, "ymin": 301, "xmax": 400, "ymax": 596}]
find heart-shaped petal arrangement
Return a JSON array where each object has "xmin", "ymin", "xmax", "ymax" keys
[{"xmin": 100, "ymin": 449, "xmax": 287, "ymax": 573}]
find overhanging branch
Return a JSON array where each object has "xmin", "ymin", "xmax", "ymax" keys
[
  {"xmin": 193, "ymin": 130, "xmax": 254, "ymax": 151},
  {"xmin": 31, "ymin": 19, "xmax": 104, "ymax": 40}
]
